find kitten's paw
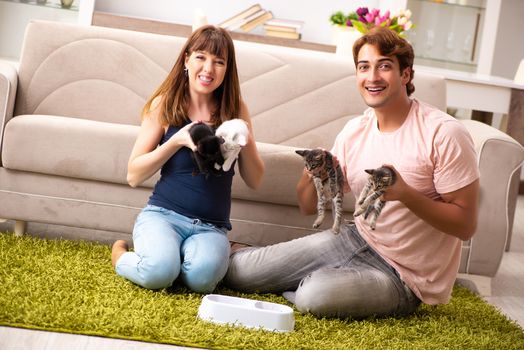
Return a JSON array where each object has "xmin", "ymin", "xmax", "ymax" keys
[
  {"xmin": 312, "ymin": 218, "xmax": 323, "ymax": 229},
  {"xmin": 331, "ymin": 225, "xmax": 340, "ymax": 234}
]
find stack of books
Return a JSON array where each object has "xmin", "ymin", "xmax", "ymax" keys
[
  {"xmin": 263, "ymin": 18, "xmax": 304, "ymax": 40},
  {"xmin": 218, "ymin": 4, "xmax": 273, "ymax": 32}
]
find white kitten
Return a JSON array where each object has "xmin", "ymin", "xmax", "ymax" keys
[{"xmin": 214, "ymin": 119, "xmax": 249, "ymax": 171}]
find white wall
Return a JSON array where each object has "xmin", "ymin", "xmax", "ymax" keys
[
  {"xmin": 490, "ymin": 0, "xmax": 524, "ymax": 79},
  {"xmin": 0, "ymin": 1, "xmax": 78, "ymax": 61},
  {"xmin": 94, "ymin": 0, "xmax": 409, "ymax": 45}
]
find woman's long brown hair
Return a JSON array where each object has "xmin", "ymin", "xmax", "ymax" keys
[{"xmin": 142, "ymin": 25, "xmax": 242, "ymax": 127}]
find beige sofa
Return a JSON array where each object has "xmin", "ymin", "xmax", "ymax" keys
[{"xmin": 1, "ymin": 21, "xmax": 523, "ymax": 284}]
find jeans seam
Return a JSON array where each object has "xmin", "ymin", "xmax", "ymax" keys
[{"xmin": 343, "ymin": 244, "xmax": 369, "ymax": 267}]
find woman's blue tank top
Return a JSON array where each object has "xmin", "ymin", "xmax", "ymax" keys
[{"xmin": 148, "ymin": 124, "xmax": 234, "ymax": 230}]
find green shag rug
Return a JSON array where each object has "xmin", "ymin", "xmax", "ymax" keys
[{"xmin": 1, "ymin": 232, "xmax": 523, "ymax": 350}]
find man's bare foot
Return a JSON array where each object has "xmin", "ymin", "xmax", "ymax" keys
[{"xmin": 111, "ymin": 240, "xmax": 129, "ymax": 268}]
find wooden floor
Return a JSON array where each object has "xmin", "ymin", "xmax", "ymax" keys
[
  {"xmin": 1, "ymin": 196, "xmax": 523, "ymax": 349},
  {"xmin": 483, "ymin": 194, "xmax": 524, "ymax": 327}
]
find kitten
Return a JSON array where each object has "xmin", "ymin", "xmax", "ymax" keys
[
  {"xmin": 214, "ymin": 119, "xmax": 249, "ymax": 172},
  {"xmin": 353, "ymin": 166, "xmax": 396, "ymax": 230},
  {"xmin": 295, "ymin": 148, "xmax": 344, "ymax": 234},
  {"xmin": 189, "ymin": 123, "xmax": 224, "ymax": 178}
]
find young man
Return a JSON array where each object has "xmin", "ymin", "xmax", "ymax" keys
[{"xmin": 225, "ymin": 27, "xmax": 479, "ymax": 319}]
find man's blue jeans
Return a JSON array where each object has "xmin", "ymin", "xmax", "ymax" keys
[
  {"xmin": 115, "ymin": 205, "xmax": 230, "ymax": 293},
  {"xmin": 225, "ymin": 224, "xmax": 420, "ymax": 319}
]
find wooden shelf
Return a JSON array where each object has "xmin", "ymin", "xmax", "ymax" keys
[
  {"xmin": 91, "ymin": 12, "xmax": 336, "ymax": 54},
  {"xmin": 0, "ymin": 0, "xmax": 79, "ymax": 11}
]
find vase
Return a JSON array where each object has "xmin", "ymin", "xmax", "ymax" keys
[{"xmin": 332, "ymin": 26, "xmax": 362, "ymax": 57}]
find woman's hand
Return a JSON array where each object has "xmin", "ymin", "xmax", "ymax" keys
[
  {"xmin": 168, "ymin": 121, "xmax": 198, "ymax": 152},
  {"xmin": 127, "ymin": 111, "xmax": 199, "ymax": 188}
]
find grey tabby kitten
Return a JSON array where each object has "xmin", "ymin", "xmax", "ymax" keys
[
  {"xmin": 295, "ymin": 149, "xmax": 344, "ymax": 234},
  {"xmin": 353, "ymin": 166, "xmax": 396, "ymax": 230}
]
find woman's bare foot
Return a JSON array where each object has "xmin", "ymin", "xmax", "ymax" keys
[{"xmin": 111, "ymin": 240, "xmax": 129, "ymax": 268}]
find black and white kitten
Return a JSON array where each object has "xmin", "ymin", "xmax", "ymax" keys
[
  {"xmin": 188, "ymin": 123, "xmax": 224, "ymax": 178},
  {"xmin": 295, "ymin": 148, "xmax": 344, "ymax": 234},
  {"xmin": 353, "ymin": 166, "xmax": 396, "ymax": 230}
]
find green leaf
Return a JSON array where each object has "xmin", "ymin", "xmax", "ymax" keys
[
  {"xmin": 330, "ymin": 11, "xmax": 347, "ymax": 26},
  {"xmin": 350, "ymin": 20, "xmax": 368, "ymax": 34}
]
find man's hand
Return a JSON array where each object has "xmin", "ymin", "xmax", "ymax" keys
[
  {"xmin": 380, "ymin": 164, "xmax": 409, "ymax": 202},
  {"xmin": 379, "ymin": 164, "xmax": 479, "ymax": 240}
]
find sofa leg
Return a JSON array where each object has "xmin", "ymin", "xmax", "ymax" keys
[
  {"xmin": 456, "ymin": 273, "xmax": 492, "ymax": 297},
  {"xmin": 14, "ymin": 220, "xmax": 27, "ymax": 236}
]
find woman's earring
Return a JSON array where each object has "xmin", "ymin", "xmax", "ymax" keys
[{"xmin": 184, "ymin": 68, "xmax": 188, "ymax": 77}]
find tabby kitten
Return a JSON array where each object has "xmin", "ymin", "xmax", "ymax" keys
[
  {"xmin": 189, "ymin": 123, "xmax": 224, "ymax": 178},
  {"xmin": 353, "ymin": 166, "xmax": 396, "ymax": 230},
  {"xmin": 295, "ymin": 149, "xmax": 344, "ymax": 234}
]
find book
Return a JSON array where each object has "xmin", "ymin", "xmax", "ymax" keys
[
  {"xmin": 240, "ymin": 10, "xmax": 273, "ymax": 32},
  {"xmin": 263, "ymin": 24, "xmax": 299, "ymax": 34},
  {"xmin": 265, "ymin": 29, "xmax": 301, "ymax": 40},
  {"xmin": 227, "ymin": 8, "xmax": 267, "ymax": 31},
  {"xmin": 218, "ymin": 4, "xmax": 262, "ymax": 30},
  {"xmin": 263, "ymin": 18, "xmax": 304, "ymax": 31}
]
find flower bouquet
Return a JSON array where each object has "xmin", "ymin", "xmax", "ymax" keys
[{"xmin": 330, "ymin": 7, "xmax": 413, "ymax": 37}]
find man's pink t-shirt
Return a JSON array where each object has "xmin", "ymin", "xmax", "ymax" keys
[{"xmin": 331, "ymin": 99, "xmax": 479, "ymax": 304}]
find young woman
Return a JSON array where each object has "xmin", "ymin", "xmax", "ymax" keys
[{"xmin": 111, "ymin": 25, "xmax": 264, "ymax": 293}]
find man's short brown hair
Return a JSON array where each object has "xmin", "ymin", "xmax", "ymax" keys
[{"xmin": 353, "ymin": 27, "xmax": 415, "ymax": 96}]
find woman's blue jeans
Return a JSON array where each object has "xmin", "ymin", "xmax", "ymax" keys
[
  {"xmin": 225, "ymin": 223, "xmax": 421, "ymax": 319},
  {"xmin": 115, "ymin": 205, "xmax": 230, "ymax": 293}
]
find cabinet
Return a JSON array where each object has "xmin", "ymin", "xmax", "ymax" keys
[
  {"xmin": 405, "ymin": 0, "xmax": 486, "ymax": 72},
  {"xmin": 0, "ymin": 0, "xmax": 94, "ymax": 62}
]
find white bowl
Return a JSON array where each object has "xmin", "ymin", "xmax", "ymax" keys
[{"xmin": 197, "ymin": 294, "xmax": 295, "ymax": 332}]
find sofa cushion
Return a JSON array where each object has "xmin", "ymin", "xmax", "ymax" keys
[
  {"xmin": 232, "ymin": 142, "xmax": 356, "ymax": 211},
  {"xmin": 1, "ymin": 114, "xmax": 153, "ymax": 186}
]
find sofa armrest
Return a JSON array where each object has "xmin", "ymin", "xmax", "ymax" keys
[
  {"xmin": 460, "ymin": 119, "xmax": 524, "ymax": 276},
  {"xmin": 0, "ymin": 61, "xmax": 18, "ymax": 166}
]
